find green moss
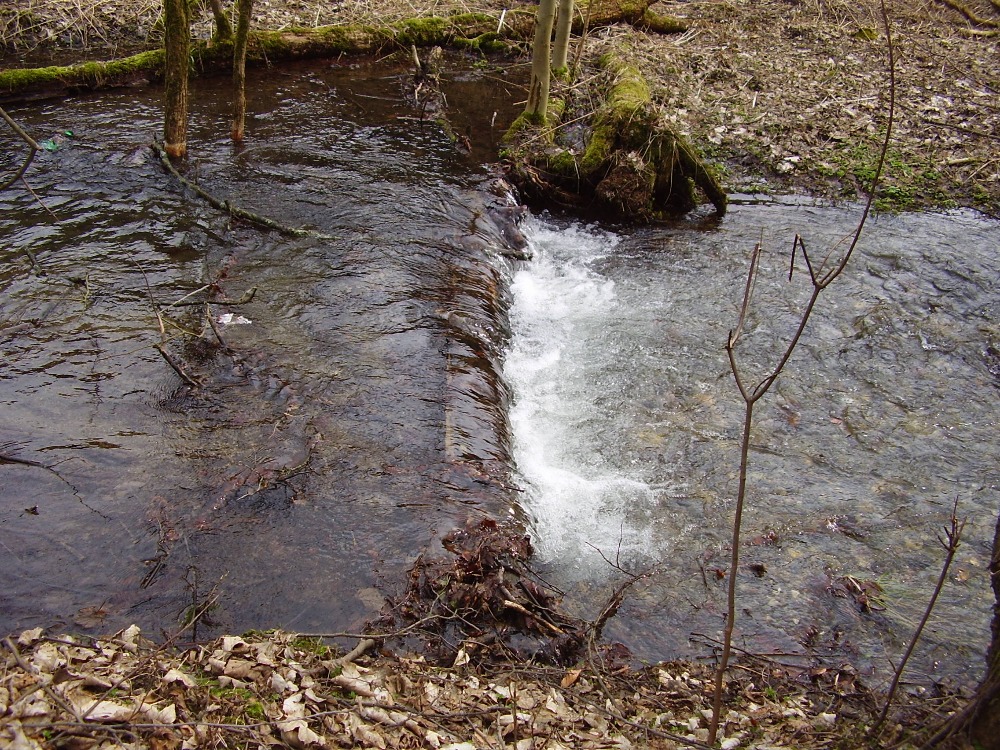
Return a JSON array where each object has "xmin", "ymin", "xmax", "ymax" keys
[
  {"xmin": 874, "ymin": 184, "xmax": 915, "ymax": 213},
  {"xmin": 613, "ymin": 0, "xmax": 650, "ymax": 22},
  {"xmin": 0, "ymin": 48, "xmax": 165, "ymax": 95},
  {"xmin": 580, "ymin": 121, "xmax": 615, "ymax": 174},
  {"xmin": 547, "ymin": 148, "xmax": 580, "ymax": 176},
  {"xmin": 395, "ymin": 16, "xmax": 453, "ymax": 45},
  {"xmin": 637, "ymin": 9, "xmax": 687, "ymax": 34},
  {"xmin": 210, "ymin": 685, "xmax": 256, "ymax": 700},
  {"xmin": 454, "ymin": 32, "xmax": 510, "ymax": 53},
  {"xmin": 290, "ymin": 636, "xmax": 333, "ymax": 657},
  {"xmin": 245, "ymin": 701, "xmax": 266, "ymax": 721},
  {"xmin": 546, "ymin": 97, "xmax": 566, "ymax": 126},
  {"xmin": 600, "ymin": 60, "xmax": 653, "ymax": 146},
  {"xmin": 504, "ymin": 39, "xmax": 725, "ymax": 216},
  {"xmin": 505, "ymin": 111, "xmax": 543, "ymax": 137},
  {"xmin": 0, "ymin": 65, "xmax": 65, "ymax": 92},
  {"xmin": 502, "ymin": 96, "xmax": 564, "ymax": 156}
]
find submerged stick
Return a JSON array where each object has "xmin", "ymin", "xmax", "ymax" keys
[
  {"xmin": 155, "ymin": 343, "xmax": 202, "ymax": 387},
  {"xmin": 0, "ymin": 106, "xmax": 40, "ymax": 191},
  {"xmin": 151, "ymin": 141, "xmax": 335, "ymax": 239}
]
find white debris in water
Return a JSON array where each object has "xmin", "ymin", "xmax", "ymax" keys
[{"xmin": 217, "ymin": 313, "xmax": 252, "ymax": 325}]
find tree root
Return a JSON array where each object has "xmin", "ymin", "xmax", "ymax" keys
[
  {"xmin": 502, "ymin": 51, "xmax": 727, "ymax": 219},
  {"xmin": 934, "ymin": 0, "xmax": 1000, "ymax": 27}
]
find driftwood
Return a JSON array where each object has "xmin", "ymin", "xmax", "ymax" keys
[
  {"xmin": 0, "ymin": 1, "xmax": 685, "ymax": 103},
  {"xmin": 502, "ymin": 52, "xmax": 727, "ymax": 219}
]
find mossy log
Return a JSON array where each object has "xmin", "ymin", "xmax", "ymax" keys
[
  {"xmin": 0, "ymin": 1, "xmax": 685, "ymax": 103},
  {"xmin": 501, "ymin": 53, "xmax": 727, "ymax": 219}
]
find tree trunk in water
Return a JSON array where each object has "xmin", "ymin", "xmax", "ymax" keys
[
  {"xmin": 232, "ymin": 0, "xmax": 254, "ymax": 143},
  {"xmin": 210, "ymin": 0, "xmax": 234, "ymax": 41},
  {"xmin": 525, "ymin": 0, "xmax": 557, "ymax": 120},
  {"xmin": 552, "ymin": 0, "xmax": 574, "ymax": 74},
  {"xmin": 163, "ymin": 0, "xmax": 190, "ymax": 158},
  {"xmin": 967, "ymin": 511, "xmax": 1000, "ymax": 748}
]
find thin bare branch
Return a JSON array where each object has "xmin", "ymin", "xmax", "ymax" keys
[
  {"xmin": 708, "ymin": 1, "xmax": 897, "ymax": 743},
  {"xmin": 876, "ymin": 497, "xmax": 965, "ymax": 732},
  {"xmin": 728, "ymin": 238, "xmax": 763, "ymax": 350}
]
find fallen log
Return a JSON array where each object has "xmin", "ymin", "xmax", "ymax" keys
[{"xmin": 0, "ymin": 1, "xmax": 686, "ymax": 103}]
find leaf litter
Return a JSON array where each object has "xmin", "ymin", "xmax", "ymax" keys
[{"xmin": 1, "ymin": 623, "xmax": 924, "ymax": 750}]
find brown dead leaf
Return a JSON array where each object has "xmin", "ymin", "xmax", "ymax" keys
[
  {"xmin": 223, "ymin": 658, "xmax": 256, "ymax": 679},
  {"xmin": 149, "ymin": 729, "xmax": 182, "ymax": 750},
  {"xmin": 346, "ymin": 713, "xmax": 386, "ymax": 748},
  {"xmin": 560, "ymin": 669, "xmax": 583, "ymax": 688}
]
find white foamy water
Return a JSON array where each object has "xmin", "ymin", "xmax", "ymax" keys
[{"xmin": 504, "ymin": 217, "xmax": 660, "ymax": 574}]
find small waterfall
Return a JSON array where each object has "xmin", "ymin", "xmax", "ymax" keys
[{"xmin": 504, "ymin": 216, "xmax": 660, "ymax": 576}]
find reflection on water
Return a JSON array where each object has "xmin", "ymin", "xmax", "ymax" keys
[
  {"xmin": 0, "ymin": 57, "xmax": 523, "ymax": 638},
  {"xmin": 505, "ymin": 206, "xmax": 999, "ymax": 687}
]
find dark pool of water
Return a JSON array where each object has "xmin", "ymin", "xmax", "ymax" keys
[{"xmin": 1, "ymin": 55, "xmax": 525, "ymax": 638}]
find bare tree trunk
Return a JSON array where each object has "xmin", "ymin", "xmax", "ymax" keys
[
  {"xmin": 209, "ymin": 0, "xmax": 233, "ymax": 40},
  {"xmin": 525, "ymin": 0, "xmax": 557, "ymax": 120},
  {"xmin": 163, "ymin": 0, "xmax": 190, "ymax": 158},
  {"xmin": 231, "ymin": 0, "xmax": 254, "ymax": 143},
  {"xmin": 967, "ymin": 512, "xmax": 1000, "ymax": 747},
  {"xmin": 551, "ymin": 0, "xmax": 574, "ymax": 74}
]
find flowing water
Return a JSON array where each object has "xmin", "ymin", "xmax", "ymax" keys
[
  {"xmin": 504, "ymin": 206, "xmax": 1000, "ymax": 686},
  {"xmin": 2, "ymin": 58, "xmax": 998, "ymax": 688}
]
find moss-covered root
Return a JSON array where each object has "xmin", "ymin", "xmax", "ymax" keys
[
  {"xmin": 634, "ymin": 8, "xmax": 687, "ymax": 34},
  {"xmin": 670, "ymin": 132, "xmax": 727, "ymax": 215},
  {"xmin": 500, "ymin": 51, "xmax": 726, "ymax": 219},
  {"xmin": 593, "ymin": 61, "xmax": 727, "ymax": 216},
  {"xmin": 596, "ymin": 57, "xmax": 726, "ymax": 216},
  {"xmin": 573, "ymin": 0, "xmax": 687, "ymax": 35}
]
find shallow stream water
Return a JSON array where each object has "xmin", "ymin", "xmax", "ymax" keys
[
  {"xmin": 1, "ymin": 58, "xmax": 997, "ymax": 688},
  {"xmin": 1, "ymin": 56, "xmax": 525, "ymax": 638},
  {"xmin": 504, "ymin": 206, "xmax": 999, "ymax": 687}
]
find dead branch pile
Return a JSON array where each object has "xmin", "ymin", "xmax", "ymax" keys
[{"xmin": 377, "ymin": 518, "xmax": 590, "ymax": 668}]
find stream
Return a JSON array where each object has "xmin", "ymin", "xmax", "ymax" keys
[{"xmin": 1, "ymin": 56, "xmax": 998, "ymax": 689}]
